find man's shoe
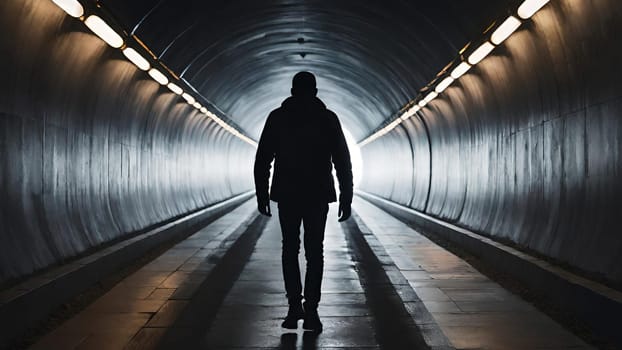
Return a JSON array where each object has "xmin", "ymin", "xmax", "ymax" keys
[
  {"xmin": 281, "ymin": 304, "xmax": 304, "ymax": 329},
  {"xmin": 302, "ymin": 308, "xmax": 323, "ymax": 333}
]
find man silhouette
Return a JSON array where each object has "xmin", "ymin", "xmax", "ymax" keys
[{"xmin": 254, "ymin": 71, "xmax": 353, "ymax": 332}]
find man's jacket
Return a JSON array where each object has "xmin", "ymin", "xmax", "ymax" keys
[{"xmin": 254, "ymin": 95, "xmax": 353, "ymax": 205}]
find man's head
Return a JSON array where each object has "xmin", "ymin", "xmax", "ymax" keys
[{"xmin": 291, "ymin": 71, "xmax": 317, "ymax": 97}]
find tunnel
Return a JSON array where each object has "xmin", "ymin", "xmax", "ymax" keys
[{"xmin": 1, "ymin": 0, "xmax": 621, "ymax": 348}]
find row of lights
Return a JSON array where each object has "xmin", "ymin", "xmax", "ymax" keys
[
  {"xmin": 51, "ymin": 0, "xmax": 257, "ymax": 147},
  {"xmin": 358, "ymin": 0, "xmax": 551, "ymax": 147}
]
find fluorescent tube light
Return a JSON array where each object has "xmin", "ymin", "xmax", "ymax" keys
[
  {"xmin": 193, "ymin": 102, "xmax": 202, "ymax": 109},
  {"xmin": 167, "ymin": 83, "xmax": 183, "ymax": 95},
  {"xmin": 400, "ymin": 105, "xmax": 421, "ymax": 120},
  {"xmin": 51, "ymin": 0, "xmax": 84, "ymax": 18},
  {"xmin": 148, "ymin": 68, "xmax": 168, "ymax": 85},
  {"xmin": 122, "ymin": 47, "xmax": 150, "ymax": 71},
  {"xmin": 182, "ymin": 93, "xmax": 195, "ymax": 104},
  {"xmin": 468, "ymin": 41, "xmax": 495, "ymax": 65},
  {"xmin": 424, "ymin": 91, "xmax": 438, "ymax": 103},
  {"xmin": 418, "ymin": 100, "xmax": 427, "ymax": 108},
  {"xmin": 84, "ymin": 15, "xmax": 124, "ymax": 48},
  {"xmin": 518, "ymin": 0, "xmax": 550, "ymax": 19},
  {"xmin": 435, "ymin": 76, "xmax": 455, "ymax": 93},
  {"xmin": 491, "ymin": 16, "xmax": 522, "ymax": 45},
  {"xmin": 200, "ymin": 107, "xmax": 208, "ymax": 114},
  {"xmin": 451, "ymin": 62, "xmax": 471, "ymax": 79}
]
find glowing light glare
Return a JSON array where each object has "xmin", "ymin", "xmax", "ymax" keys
[
  {"xmin": 468, "ymin": 41, "xmax": 495, "ymax": 65},
  {"xmin": 435, "ymin": 76, "xmax": 455, "ymax": 93},
  {"xmin": 148, "ymin": 68, "xmax": 168, "ymax": 85},
  {"xmin": 182, "ymin": 93, "xmax": 195, "ymax": 104},
  {"xmin": 400, "ymin": 109, "xmax": 414, "ymax": 121},
  {"xmin": 122, "ymin": 48, "xmax": 150, "ymax": 71},
  {"xmin": 193, "ymin": 102, "xmax": 202, "ymax": 109},
  {"xmin": 342, "ymin": 129, "xmax": 363, "ymax": 188},
  {"xmin": 84, "ymin": 15, "xmax": 124, "ymax": 48},
  {"xmin": 200, "ymin": 107, "xmax": 208, "ymax": 114},
  {"xmin": 167, "ymin": 83, "xmax": 183, "ymax": 95},
  {"xmin": 491, "ymin": 16, "xmax": 522, "ymax": 45},
  {"xmin": 51, "ymin": 0, "xmax": 84, "ymax": 17},
  {"xmin": 451, "ymin": 62, "xmax": 471, "ymax": 79},
  {"xmin": 418, "ymin": 99, "xmax": 427, "ymax": 108},
  {"xmin": 518, "ymin": 0, "xmax": 550, "ymax": 19},
  {"xmin": 424, "ymin": 91, "xmax": 438, "ymax": 104}
]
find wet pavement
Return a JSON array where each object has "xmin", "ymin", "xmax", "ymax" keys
[
  {"xmin": 30, "ymin": 198, "xmax": 593, "ymax": 349},
  {"xmin": 352, "ymin": 197, "xmax": 593, "ymax": 350}
]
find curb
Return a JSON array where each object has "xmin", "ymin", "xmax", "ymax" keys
[
  {"xmin": 357, "ymin": 191, "xmax": 622, "ymax": 347},
  {"xmin": 347, "ymin": 211, "xmax": 455, "ymax": 350},
  {"xmin": 0, "ymin": 191, "xmax": 254, "ymax": 347}
]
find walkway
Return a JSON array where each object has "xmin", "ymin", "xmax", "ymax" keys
[{"xmin": 30, "ymin": 197, "xmax": 592, "ymax": 349}]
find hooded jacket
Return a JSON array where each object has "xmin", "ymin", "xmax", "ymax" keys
[{"xmin": 254, "ymin": 95, "xmax": 353, "ymax": 205}]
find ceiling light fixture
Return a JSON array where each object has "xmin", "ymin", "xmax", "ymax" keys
[
  {"xmin": 424, "ymin": 91, "xmax": 438, "ymax": 104},
  {"xmin": 148, "ymin": 68, "xmax": 168, "ymax": 85},
  {"xmin": 182, "ymin": 93, "xmax": 195, "ymax": 105},
  {"xmin": 84, "ymin": 15, "xmax": 124, "ymax": 48},
  {"xmin": 518, "ymin": 0, "xmax": 550, "ymax": 19},
  {"xmin": 167, "ymin": 83, "xmax": 183, "ymax": 95},
  {"xmin": 468, "ymin": 41, "xmax": 495, "ymax": 65},
  {"xmin": 122, "ymin": 47, "xmax": 150, "ymax": 71},
  {"xmin": 491, "ymin": 16, "xmax": 522, "ymax": 45},
  {"xmin": 51, "ymin": 0, "xmax": 84, "ymax": 18},
  {"xmin": 450, "ymin": 62, "xmax": 472, "ymax": 79},
  {"xmin": 435, "ymin": 76, "xmax": 455, "ymax": 93}
]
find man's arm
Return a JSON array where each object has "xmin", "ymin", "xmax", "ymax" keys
[
  {"xmin": 330, "ymin": 114, "xmax": 353, "ymax": 221},
  {"xmin": 254, "ymin": 113, "xmax": 276, "ymax": 216}
]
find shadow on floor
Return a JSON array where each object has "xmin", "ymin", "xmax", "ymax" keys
[{"xmin": 280, "ymin": 332, "xmax": 319, "ymax": 350}]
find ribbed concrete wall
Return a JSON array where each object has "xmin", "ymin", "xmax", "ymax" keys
[
  {"xmin": 360, "ymin": 0, "xmax": 622, "ymax": 284},
  {"xmin": 0, "ymin": 0, "xmax": 254, "ymax": 284}
]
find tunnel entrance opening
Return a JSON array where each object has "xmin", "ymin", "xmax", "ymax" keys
[{"xmin": 342, "ymin": 128, "xmax": 363, "ymax": 189}]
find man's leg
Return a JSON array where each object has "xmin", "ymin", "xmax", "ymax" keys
[
  {"xmin": 277, "ymin": 202, "xmax": 304, "ymax": 328},
  {"xmin": 302, "ymin": 202, "xmax": 329, "ymax": 332}
]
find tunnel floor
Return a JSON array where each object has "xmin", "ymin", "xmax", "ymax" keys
[{"xmin": 30, "ymin": 198, "xmax": 591, "ymax": 350}]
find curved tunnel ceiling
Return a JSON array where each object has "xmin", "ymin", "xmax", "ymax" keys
[{"xmin": 101, "ymin": 0, "xmax": 514, "ymax": 140}]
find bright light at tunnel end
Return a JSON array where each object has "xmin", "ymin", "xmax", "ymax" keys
[{"xmin": 343, "ymin": 129, "xmax": 363, "ymax": 189}]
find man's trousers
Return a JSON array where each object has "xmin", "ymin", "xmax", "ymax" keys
[{"xmin": 277, "ymin": 201, "xmax": 329, "ymax": 310}]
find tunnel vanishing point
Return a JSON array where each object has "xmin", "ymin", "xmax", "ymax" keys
[{"xmin": 1, "ymin": 0, "xmax": 621, "ymax": 349}]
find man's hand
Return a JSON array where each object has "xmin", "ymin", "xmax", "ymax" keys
[
  {"xmin": 338, "ymin": 202, "xmax": 351, "ymax": 222},
  {"xmin": 257, "ymin": 198, "xmax": 272, "ymax": 217}
]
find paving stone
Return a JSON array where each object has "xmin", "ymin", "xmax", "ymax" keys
[
  {"xmin": 33, "ymin": 198, "xmax": 593, "ymax": 350},
  {"xmin": 202, "ymin": 206, "xmax": 381, "ymax": 349},
  {"xmin": 30, "ymin": 201, "xmax": 258, "ymax": 349},
  {"xmin": 353, "ymin": 197, "xmax": 593, "ymax": 350}
]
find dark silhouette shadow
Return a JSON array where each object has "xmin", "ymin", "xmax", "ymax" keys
[
  {"xmin": 279, "ymin": 333, "xmax": 298, "ymax": 350},
  {"xmin": 302, "ymin": 331, "xmax": 320, "ymax": 349},
  {"xmin": 254, "ymin": 71, "xmax": 354, "ymax": 331},
  {"xmin": 278, "ymin": 331, "xmax": 320, "ymax": 350}
]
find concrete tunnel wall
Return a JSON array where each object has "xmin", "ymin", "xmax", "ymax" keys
[
  {"xmin": 0, "ymin": 1, "xmax": 255, "ymax": 284},
  {"xmin": 360, "ymin": 0, "xmax": 622, "ymax": 285},
  {"xmin": 1, "ymin": 0, "xmax": 622, "ymax": 290}
]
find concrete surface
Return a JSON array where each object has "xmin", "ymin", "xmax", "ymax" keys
[{"xmin": 29, "ymin": 201, "xmax": 595, "ymax": 349}]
